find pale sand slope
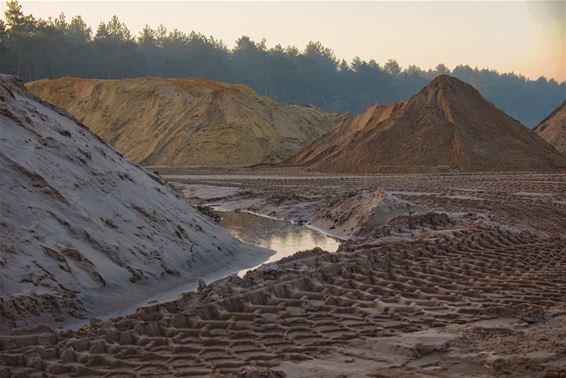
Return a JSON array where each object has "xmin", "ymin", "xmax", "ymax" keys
[
  {"xmin": 27, "ymin": 77, "xmax": 337, "ymax": 167},
  {"xmin": 0, "ymin": 75, "xmax": 272, "ymax": 332},
  {"xmin": 288, "ymin": 75, "xmax": 566, "ymax": 173},
  {"xmin": 534, "ymin": 100, "xmax": 566, "ymax": 154}
]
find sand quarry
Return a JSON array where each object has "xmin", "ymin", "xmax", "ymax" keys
[
  {"xmin": 2, "ymin": 74, "xmax": 566, "ymax": 377},
  {"xmin": 2, "ymin": 166, "xmax": 565, "ymax": 377}
]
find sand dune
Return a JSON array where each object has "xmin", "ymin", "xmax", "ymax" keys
[
  {"xmin": 289, "ymin": 75, "xmax": 566, "ymax": 173},
  {"xmin": 534, "ymin": 100, "xmax": 566, "ymax": 154},
  {"xmin": 27, "ymin": 77, "xmax": 337, "ymax": 167},
  {"xmin": 0, "ymin": 75, "xmax": 272, "ymax": 332}
]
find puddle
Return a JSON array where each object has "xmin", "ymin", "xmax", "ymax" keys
[{"xmin": 218, "ymin": 211, "xmax": 340, "ymax": 275}]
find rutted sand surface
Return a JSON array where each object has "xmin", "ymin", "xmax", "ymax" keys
[{"xmin": 1, "ymin": 228, "xmax": 564, "ymax": 376}]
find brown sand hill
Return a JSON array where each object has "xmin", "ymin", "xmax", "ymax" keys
[
  {"xmin": 534, "ymin": 100, "xmax": 566, "ymax": 154},
  {"xmin": 27, "ymin": 77, "xmax": 336, "ymax": 167},
  {"xmin": 289, "ymin": 75, "xmax": 566, "ymax": 173}
]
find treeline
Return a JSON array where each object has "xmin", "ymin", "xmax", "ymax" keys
[{"xmin": 1, "ymin": 1, "xmax": 564, "ymax": 127}]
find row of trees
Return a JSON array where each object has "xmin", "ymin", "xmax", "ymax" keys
[{"xmin": 1, "ymin": 1, "xmax": 564, "ymax": 127}]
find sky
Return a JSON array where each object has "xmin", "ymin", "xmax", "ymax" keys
[{"xmin": 3, "ymin": 1, "xmax": 565, "ymax": 82}]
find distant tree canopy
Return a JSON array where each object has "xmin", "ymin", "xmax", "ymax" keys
[{"xmin": 1, "ymin": 1, "xmax": 564, "ymax": 127}]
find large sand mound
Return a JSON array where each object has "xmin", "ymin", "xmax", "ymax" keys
[
  {"xmin": 534, "ymin": 100, "xmax": 566, "ymax": 154},
  {"xmin": 289, "ymin": 75, "xmax": 566, "ymax": 173},
  {"xmin": 0, "ymin": 75, "xmax": 271, "ymax": 331},
  {"xmin": 27, "ymin": 77, "xmax": 337, "ymax": 167}
]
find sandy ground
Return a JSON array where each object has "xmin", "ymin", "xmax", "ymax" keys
[
  {"xmin": 166, "ymin": 169, "xmax": 566, "ymax": 238},
  {"xmin": 1, "ymin": 169, "xmax": 565, "ymax": 377}
]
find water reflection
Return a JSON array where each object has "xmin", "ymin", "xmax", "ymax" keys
[{"xmin": 218, "ymin": 211, "xmax": 340, "ymax": 268}]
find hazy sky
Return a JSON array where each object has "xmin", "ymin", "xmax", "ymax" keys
[{"xmin": 3, "ymin": 1, "xmax": 565, "ymax": 82}]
